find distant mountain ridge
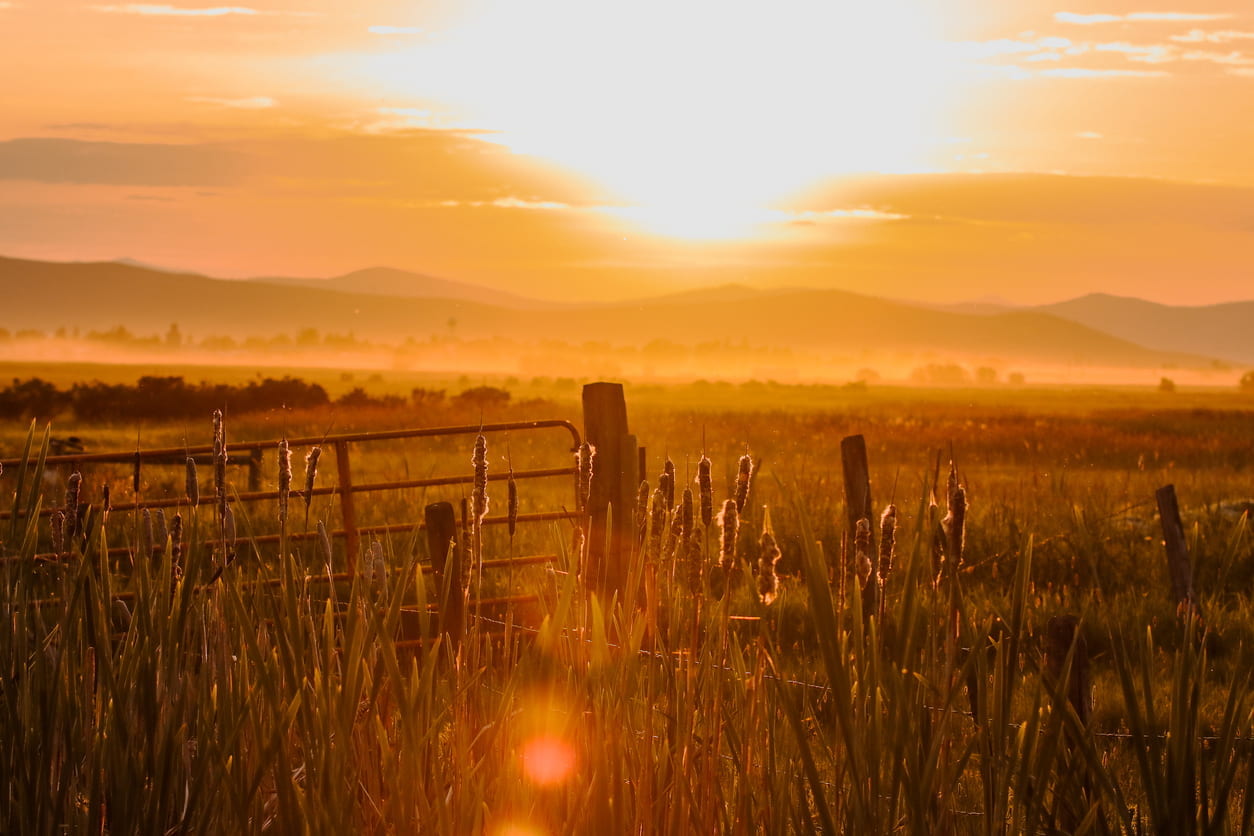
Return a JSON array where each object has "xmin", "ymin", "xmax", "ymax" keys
[
  {"xmin": 0, "ymin": 255, "xmax": 1242, "ymax": 370},
  {"xmin": 1035, "ymin": 293, "xmax": 1254, "ymax": 365}
]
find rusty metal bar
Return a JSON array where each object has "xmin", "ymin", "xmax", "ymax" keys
[
  {"xmin": 0, "ymin": 419, "xmax": 582, "ymax": 469},
  {"xmin": 1, "ymin": 467, "xmax": 577, "ymax": 520}
]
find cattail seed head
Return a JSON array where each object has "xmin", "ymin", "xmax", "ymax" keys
[
  {"xmin": 680, "ymin": 487, "xmax": 694, "ymax": 541},
  {"xmin": 879, "ymin": 504, "xmax": 897, "ymax": 583},
  {"xmin": 472, "ymin": 434, "xmax": 489, "ymax": 523},
  {"xmin": 757, "ymin": 508, "xmax": 782, "ymax": 605},
  {"xmin": 368, "ymin": 540, "xmax": 388, "ymax": 598},
  {"xmin": 65, "ymin": 472, "xmax": 82, "ymax": 541},
  {"xmin": 854, "ymin": 518, "xmax": 873, "ymax": 586},
  {"xmin": 649, "ymin": 487, "xmax": 667, "ymax": 560},
  {"xmin": 132, "ymin": 450, "xmax": 141, "ymax": 494},
  {"xmin": 635, "ymin": 479, "xmax": 649, "ymax": 546},
  {"xmin": 277, "ymin": 438, "xmax": 291, "ymax": 527},
  {"xmin": 155, "ymin": 508, "xmax": 168, "ymax": 553},
  {"xmin": 577, "ymin": 442, "xmax": 594, "ymax": 511},
  {"xmin": 685, "ymin": 523, "xmax": 705, "ymax": 596},
  {"xmin": 304, "ymin": 446, "xmax": 321, "ymax": 511},
  {"xmin": 718, "ymin": 499, "xmax": 739, "ymax": 573},
  {"xmin": 142, "ymin": 508, "xmax": 154, "ymax": 558},
  {"xmin": 50, "ymin": 510, "xmax": 66, "ymax": 554},
  {"xmin": 660, "ymin": 459, "xmax": 676, "ymax": 512},
  {"xmin": 507, "ymin": 467, "xmax": 519, "ymax": 538},
  {"xmin": 317, "ymin": 519, "xmax": 332, "ymax": 567},
  {"xmin": 185, "ymin": 457, "xmax": 199, "ymax": 507},
  {"xmin": 697, "ymin": 456, "xmax": 713, "ymax": 529},
  {"xmin": 734, "ymin": 454, "xmax": 754, "ymax": 514},
  {"xmin": 101, "ymin": 484, "xmax": 111, "ymax": 513},
  {"xmin": 170, "ymin": 513, "xmax": 183, "ymax": 561}
]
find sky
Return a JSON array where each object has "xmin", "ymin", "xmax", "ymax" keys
[{"xmin": 0, "ymin": 0, "xmax": 1251, "ymax": 304}]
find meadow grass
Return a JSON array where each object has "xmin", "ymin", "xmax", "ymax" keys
[{"xmin": 2, "ymin": 385, "xmax": 1253, "ymax": 833}]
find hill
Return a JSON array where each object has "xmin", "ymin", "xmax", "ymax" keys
[
  {"xmin": 0, "ymin": 256, "xmax": 1214, "ymax": 372},
  {"xmin": 1037, "ymin": 294, "xmax": 1254, "ymax": 366}
]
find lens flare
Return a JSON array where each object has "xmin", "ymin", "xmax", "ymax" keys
[{"xmin": 520, "ymin": 735, "xmax": 577, "ymax": 786}]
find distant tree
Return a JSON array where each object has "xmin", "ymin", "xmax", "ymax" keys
[
  {"xmin": 454, "ymin": 385, "xmax": 510, "ymax": 410},
  {"xmin": 165, "ymin": 323, "xmax": 182, "ymax": 349},
  {"xmin": 975, "ymin": 367, "xmax": 998, "ymax": 385},
  {"xmin": 1240, "ymin": 370, "xmax": 1254, "ymax": 393},
  {"xmin": 1159, "ymin": 377, "xmax": 1176, "ymax": 393},
  {"xmin": 1008, "ymin": 372, "xmax": 1026, "ymax": 385}
]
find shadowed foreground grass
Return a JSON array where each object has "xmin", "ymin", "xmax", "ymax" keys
[{"xmin": 3, "ymin": 407, "xmax": 1254, "ymax": 833}]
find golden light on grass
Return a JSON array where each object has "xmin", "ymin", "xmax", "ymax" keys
[
  {"xmin": 519, "ymin": 735, "xmax": 577, "ymax": 787},
  {"xmin": 490, "ymin": 823, "xmax": 548, "ymax": 836}
]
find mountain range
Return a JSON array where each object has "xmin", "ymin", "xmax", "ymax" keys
[{"xmin": 1, "ymin": 255, "xmax": 1250, "ymax": 371}]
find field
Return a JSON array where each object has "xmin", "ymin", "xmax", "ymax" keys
[{"xmin": 3, "ymin": 369, "xmax": 1254, "ymax": 833}]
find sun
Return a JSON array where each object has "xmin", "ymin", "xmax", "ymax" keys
[{"xmin": 353, "ymin": 0, "xmax": 953, "ymax": 239}]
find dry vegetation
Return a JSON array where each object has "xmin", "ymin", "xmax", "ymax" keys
[{"xmin": 2, "ymin": 377, "xmax": 1254, "ymax": 833}]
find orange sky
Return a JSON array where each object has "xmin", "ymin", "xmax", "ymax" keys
[{"xmin": 0, "ymin": 0, "xmax": 1251, "ymax": 303}]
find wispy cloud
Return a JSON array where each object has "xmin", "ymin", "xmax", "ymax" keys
[
  {"xmin": 1228, "ymin": 67, "xmax": 1254, "ymax": 77},
  {"xmin": 1172, "ymin": 29, "xmax": 1254, "ymax": 43},
  {"xmin": 1076, "ymin": 131, "xmax": 1104, "ymax": 139},
  {"xmin": 1055, "ymin": 11, "xmax": 1234, "ymax": 25},
  {"xmin": 0, "ymin": 3, "xmax": 15, "ymax": 10},
  {"xmin": 1038, "ymin": 67, "xmax": 1171, "ymax": 77},
  {"xmin": 368, "ymin": 25, "xmax": 422, "ymax": 35},
  {"xmin": 188, "ymin": 96, "xmax": 277, "ymax": 109},
  {"xmin": 93, "ymin": 4, "xmax": 260, "ymax": 15}
]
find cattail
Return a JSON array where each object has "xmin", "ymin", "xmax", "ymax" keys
[
  {"xmin": 304, "ymin": 446, "xmax": 321, "ymax": 514},
  {"xmin": 685, "ymin": 523, "xmax": 705, "ymax": 595},
  {"xmin": 65, "ymin": 471, "xmax": 82, "ymax": 542},
  {"xmin": 878, "ymin": 504, "xmax": 897, "ymax": 583},
  {"xmin": 571, "ymin": 525, "xmax": 586, "ymax": 567},
  {"xmin": 649, "ymin": 487, "xmax": 667, "ymax": 560},
  {"xmin": 368, "ymin": 540, "xmax": 388, "ymax": 598},
  {"xmin": 185, "ymin": 457, "xmax": 199, "ymax": 508},
  {"xmin": 471, "ymin": 434, "xmax": 489, "ymax": 523},
  {"xmin": 734, "ymin": 454, "xmax": 754, "ymax": 515},
  {"xmin": 718, "ymin": 499, "xmax": 739, "ymax": 573},
  {"xmin": 635, "ymin": 480, "xmax": 649, "ymax": 546},
  {"xmin": 277, "ymin": 438, "xmax": 291, "ymax": 528},
  {"xmin": 141, "ymin": 508, "xmax": 154, "ymax": 559},
  {"xmin": 577, "ymin": 442, "xmax": 594, "ymax": 511},
  {"xmin": 212, "ymin": 409, "xmax": 226, "ymax": 512},
  {"xmin": 507, "ymin": 467, "xmax": 519, "ymax": 539},
  {"xmin": 757, "ymin": 508, "xmax": 782, "ymax": 605},
  {"xmin": 223, "ymin": 505, "xmax": 236, "ymax": 554},
  {"xmin": 660, "ymin": 459, "xmax": 676, "ymax": 512},
  {"xmin": 941, "ymin": 461, "xmax": 966, "ymax": 575},
  {"xmin": 317, "ymin": 519, "xmax": 333, "ymax": 567},
  {"xmin": 680, "ymin": 487, "xmax": 694, "ymax": 540},
  {"xmin": 155, "ymin": 508, "xmax": 168, "ymax": 554},
  {"xmin": 132, "ymin": 449, "xmax": 141, "ymax": 494},
  {"xmin": 460, "ymin": 496, "xmax": 473, "ymax": 591},
  {"xmin": 170, "ymin": 513, "xmax": 183, "ymax": 561},
  {"xmin": 854, "ymin": 518, "xmax": 873, "ymax": 586},
  {"xmin": 101, "ymin": 484, "xmax": 111, "ymax": 514},
  {"xmin": 50, "ymin": 510, "xmax": 66, "ymax": 554},
  {"xmin": 697, "ymin": 455, "xmax": 713, "ymax": 529}
]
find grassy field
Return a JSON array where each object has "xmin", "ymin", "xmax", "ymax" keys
[{"xmin": 2, "ymin": 369, "xmax": 1254, "ymax": 833}]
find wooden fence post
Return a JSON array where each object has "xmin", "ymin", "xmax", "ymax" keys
[
  {"xmin": 425, "ymin": 501, "xmax": 464, "ymax": 650},
  {"xmin": 334, "ymin": 440, "xmax": 360, "ymax": 576},
  {"xmin": 582, "ymin": 382, "xmax": 637, "ymax": 598},
  {"xmin": 841, "ymin": 434, "xmax": 877, "ymax": 614},
  {"xmin": 1156, "ymin": 484, "xmax": 1201, "ymax": 620}
]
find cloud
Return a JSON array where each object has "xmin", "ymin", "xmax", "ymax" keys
[
  {"xmin": 0, "ymin": 138, "xmax": 248, "ymax": 186},
  {"xmin": 1037, "ymin": 67, "xmax": 1170, "ymax": 77},
  {"xmin": 1055, "ymin": 11, "xmax": 1234, "ymax": 25},
  {"xmin": 92, "ymin": 4, "xmax": 260, "ymax": 15},
  {"xmin": 188, "ymin": 96, "xmax": 277, "ymax": 109},
  {"xmin": 0, "ymin": 2, "xmax": 15, "ymax": 9},
  {"xmin": 1094, "ymin": 41, "xmax": 1176, "ymax": 62},
  {"xmin": 1172, "ymin": 29, "xmax": 1254, "ymax": 43},
  {"xmin": 1229, "ymin": 67, "xmax": 1254, "ymax": 77},
  {"xmin": 1076, "ymin": 131, "xmax": 1104, "ymax": 139},
  {"xmin": 368, "ymin": 25, "xmax": 422, "ymax": 35}
]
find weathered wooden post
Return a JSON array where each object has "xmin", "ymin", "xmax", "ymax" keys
[
  {"xmin": 1156, "ymin": 484, "xmax": 1201, "ymax": 621},
  {"xmin": 1043, "ymin": 614, "xmax": 1093, "ymax": 829},
  {"xmin": 425, "ymin": 501, "xmax": 464, "ymax": 650},
  {"xmin": 334, "ymin": 440, "xmax": 360, "ymax": 575},
  {"xmin": 841, "ymin": 434, "xmax": 877, "ymax": 615},
  {"xmin": 582, "ymin": 382, "xmax": 638, "ymax": 598}
]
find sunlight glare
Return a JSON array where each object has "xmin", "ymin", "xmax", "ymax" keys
[
  {"xmin": 520, "ymin": 735, "xmax": 577, "ymax": 787},
  {"xmin": 350, "ymin": 0, "xmax": 951, "ymax": 239}
]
